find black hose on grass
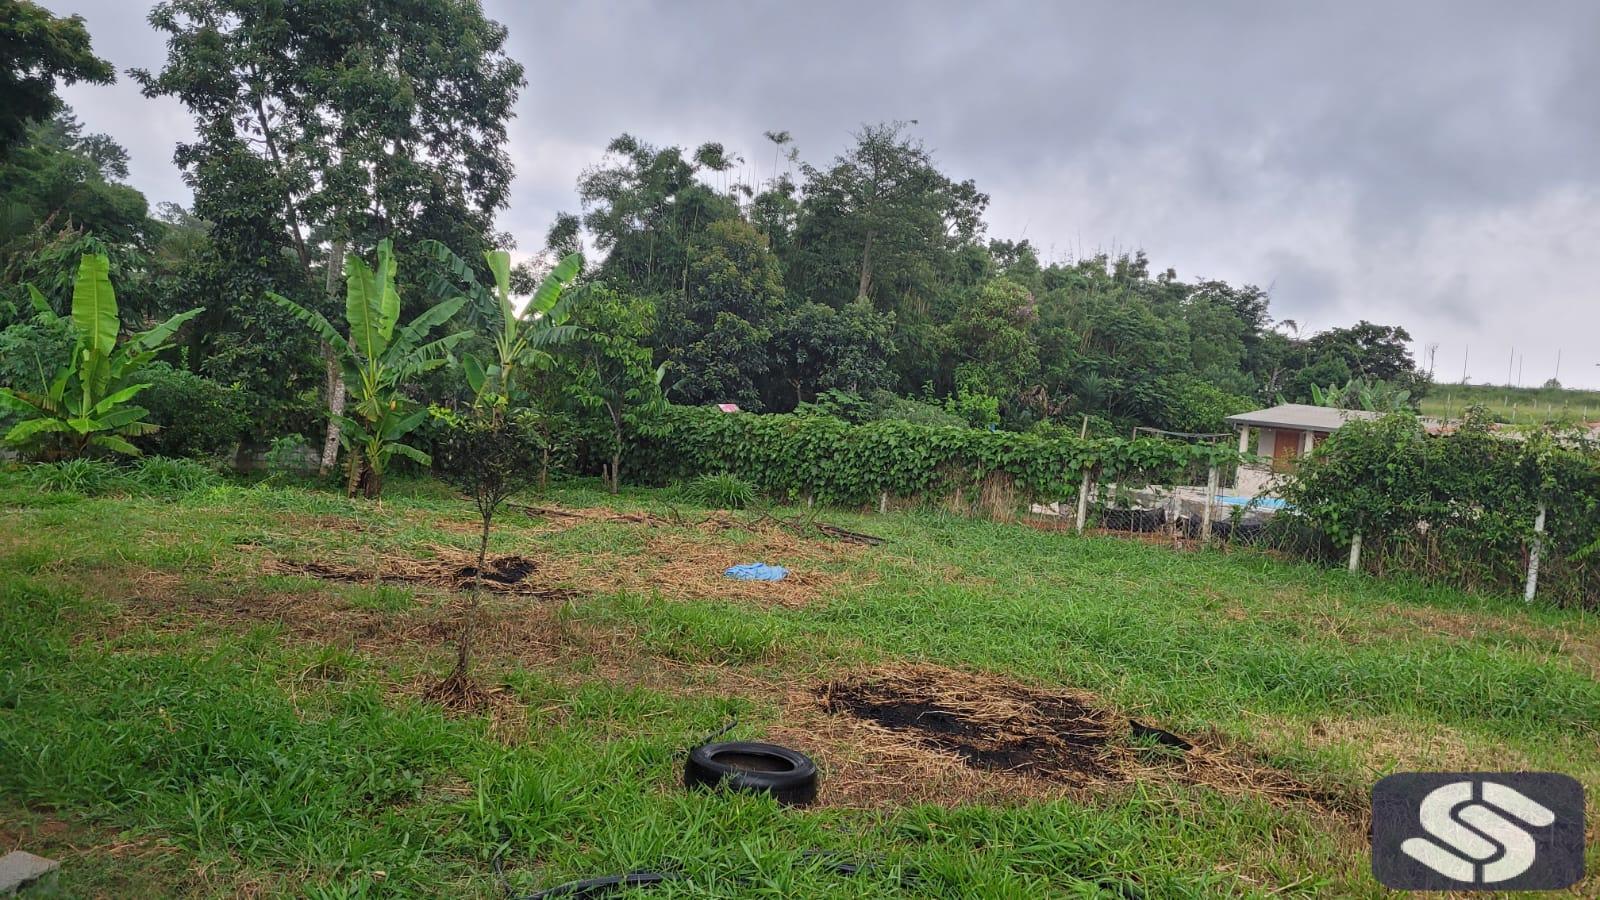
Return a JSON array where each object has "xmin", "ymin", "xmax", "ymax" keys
[
  {"xmin": 507, "ymin": 854, "xmax": 916, "ymax": 899},
  {"xmin": 687, "ymin": 715, "xmax": 739, "ymax": 754},
  {"xmin": 520, "ymin": 871, "xmax": 679, "ymax": 898}
]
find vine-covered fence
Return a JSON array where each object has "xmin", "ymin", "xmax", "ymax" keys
[
  {"xmin": 624, "ymin": 405, "xmax": 1235, "ymax": 515},
  {"xmin": 611, "ymin": 406, "xmax": 1600, "ymax": 608},
  {"xmin": 1281, "ymin": 412, "xmax": 1600, "ymax": 608}
]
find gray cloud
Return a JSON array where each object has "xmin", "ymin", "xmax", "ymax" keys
[{"xmin": 41, "ymin": 0, "xmax": 1600, "ymax": 387}]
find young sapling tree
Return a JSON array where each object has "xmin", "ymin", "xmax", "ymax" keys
[{"xmin": 426, "ymin": 408, "xmax": 541, "ymax": 704}]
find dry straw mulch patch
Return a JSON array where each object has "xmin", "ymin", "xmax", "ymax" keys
[
  {"xmin": 261, "ymin": 503, "xmax": 877, "ymax": 609},
  {"xmin": 565, "ymin": 530, "xmax": 863, "ymax": 609},
  {"xmin": 508, "ymin": 504, "xmax": 878, "ymax": 608},
  {"xmin": 265, "ymin": 545, "xmax": 575, "ymax": 600},
  {"xmin": 770, "ymin": 663, "xmax": 1358, "ymax": 822}
]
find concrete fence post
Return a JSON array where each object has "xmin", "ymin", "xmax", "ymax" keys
[
  {"xmin": 1524, "ymin": 502, "xmax": 1547, "ymax": 603},
  {"xmin": 1075, "ymin": 469, "xmax": 1092, "ymax": 534},
  {"xmin": 1201, "ymin": 464, "xmax": 1219, "ymax": 542},
  {"xmin": 1348, "ymin": 532, "xmax": 1363, "ymax": 574}
]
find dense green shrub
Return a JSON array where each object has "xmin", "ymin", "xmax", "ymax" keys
[
  {"xmin": 0, "ymin": 315, "xmax": 75, "ymax": 432},
  {"xmin": 0, "ymin": 316, "xmax": 75, "ymax": 394},
  {"xmin": 263, "ymin": 433, "xmax": 315, "ymax": 474},
  {"xmin": 25, "ymin": 459, "xmax": 127, "ymax": 495},
  {"xmin": 795, "ymin": 389, "xmax": 968, "ymax": 429},
  {"xmin": 129, "ymin": 456, "xmax": 219, "ymax": 493},
  {"xmin": 626, "ymin": 405, "xmax": 1234, "ymax": 506},
  {"xmin": 678, "ymin": 472, "xmax": 756, "ymax": 509},
  {"xmin": 135, "ymin": 362, "xmax": 248, "ymax": 458},
  {"xmin": 1283, "ymin": 410, "xmax": 1600, "ymax": 607},
  {"xmin": 1155, "ymin": 376, "xmax": 1256, "ymax": 434}
]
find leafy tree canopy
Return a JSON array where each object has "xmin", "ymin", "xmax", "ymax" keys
[{"xmin": 0, "ymin": 1, "xmax": 113, "ymax": 157}]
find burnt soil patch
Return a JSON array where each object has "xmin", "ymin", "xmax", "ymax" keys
[
  {"xmin": 820, "ymin": 666, "xmax": 1117, "ymax": 782},
  {"xmin": 816, "ymin": 664, "xmax": 1359, "ymax": 819}
]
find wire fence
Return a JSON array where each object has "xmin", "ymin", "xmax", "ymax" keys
[{"xmin": 1084, "ymin": 414, "xmax": 1600, "ymax": 610}]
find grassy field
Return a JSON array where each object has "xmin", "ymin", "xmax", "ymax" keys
[
  {"xmin": 2, "ymin": 471, "xmax": 1597, "ymax": 897},
  {"xmin": 1421, "ymin": 382, "xmax": 1600, "ymax": 424}
]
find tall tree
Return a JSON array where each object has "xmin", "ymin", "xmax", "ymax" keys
[
  {"xmin": 787, "ymin": 121, "xmax": 988, "ymax": 313},
  {"xmin": 135, "ymin": 0, "xmax": 525, "ymax": 470},
  {"xmin": 952, "ymin": 278, "xmax": 1040, "ymax": 409},
  {"xmin": 1303, "ymin": 321, "xmax": 1420, "ymax": 385},
  {"xmin": 565, "ymin": 285, "xmax": 665, "ymax": 493},
  {"xmin": 0, "ymin": 113, "xmax": 145, "ymax": 239},
  {"xmin": 577, "ymin": 134, "xmax": 740, "ymax": 295},
  {"xmin": 0, "ymin": 1, "xmax": 113, "ymax": 158},
  {"xmin": 0, "ymin": 112, "xmax": 155, "ymax": 323},
  {"xmin": 658, "ymin": 218, "xmax": 786, "ymax": 407},
  {"xmin": 772, "ymin": 298, "xmax": 895, "ymax": 407}
]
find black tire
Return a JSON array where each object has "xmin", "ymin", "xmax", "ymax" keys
[{"xmin": 684, "ymin": 741, "xmax": 818, "ymax": 806}]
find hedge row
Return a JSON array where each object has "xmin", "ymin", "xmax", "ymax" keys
[
  {"xmin": 1282, "ymin": 412, "xmax": 1600, "ymax": 607},
  {"xmin": 622, "ymin": 405, "xmax": 1235, "ymax": 506}
]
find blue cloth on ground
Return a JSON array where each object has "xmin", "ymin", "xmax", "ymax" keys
[{"xmin": 724, "ymin": 562, "xmax": 789, "ymax": 581}]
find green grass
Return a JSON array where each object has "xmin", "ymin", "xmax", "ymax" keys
[
  {"xmin": 1, "ymin": 471, "xmax": 1596, "ymax": 897},
  {"xmin": 1421, "ymin": 381, "xmax": 1600, "ymax": 424}
]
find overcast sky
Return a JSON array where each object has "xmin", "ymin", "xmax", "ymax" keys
[{"xmin": 41, "ymin": 0, "xmax": 1600, "ymax": 389}]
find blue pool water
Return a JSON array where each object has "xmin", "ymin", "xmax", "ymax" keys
[{"xmin": 1217, "ymin": 495, "xmax": 1288, "ymax": 510}]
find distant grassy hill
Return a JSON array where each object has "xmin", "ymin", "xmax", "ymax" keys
[{"xmin": 1422, "ymin": 382, "xmax": 1600, "ymax": 424}]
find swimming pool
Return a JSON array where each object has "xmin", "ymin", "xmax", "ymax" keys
[{"xmin": 1216, "ymin": 495, "xmax": 1288, "ymax": 510}]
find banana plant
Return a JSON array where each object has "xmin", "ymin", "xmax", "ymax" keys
[
  {"xmin": 421, "ymin": 240, "xmax": 582, "ymax": 409},
  {"xmin": 270, "ymin": 239, "xmax": 467, "ymax": 498},
  {"xmin": 0, "ymin": 253, "xmax": 201, "ymax": 458},
  {"xmin": 1309, "ymin": 378, "xmax": 1412, "ymax": 413}
]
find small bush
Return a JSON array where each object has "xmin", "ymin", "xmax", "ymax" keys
[
  {"xmin": 26, "ymin": 459, "xmax": 126, "ymax": 495},
  {"xmin": 0, "ymin": 315, "xmax": 75, "ymax": 434},
  {"xmin": 135, "ymin": 362, "xmax": 249, "ymax": 459},
  {"xmin": 129, "ymin": 456, "xmax": 219, "ymax": 493},
  {"xmin": 1150, "ymin": 375, "xmax": 1255, "ymax": 434},
  {"xmin": 678, "ymin": 472, "xmax": 756, "ymax": 509},
  {"xmin": 264, "ymin": 433, "xmax": 316, "ymax": 475},
  {"xmin": 0, "ymin": 316, "xmax": 75, "ymax": 395},
  {"xmin": 796, "ymin": 389, "xmax": 968, "ymax": 428}
]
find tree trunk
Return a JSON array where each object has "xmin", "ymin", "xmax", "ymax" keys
[
  {"xmin": 856, "ymin": 230, "xmax": 875, "ymax": 299},
  {"xmin": 320, "ymin": 347, "xmax": 347, "ymax": 474},
  {"xmin": 250, "ymin": 84, "xmax": 311, "ymax": 272},
  {"xmin": 253, "ymin": 82, "xmax": 351, "ymax": 480},
  {"xmin": 454, "ymin": 515, "xmax": 491, "ymax": 680},
  {"xmin": 361, "ymin": 465, "xmax": 382, "ymax": 500},
  {"xmin": 609, "ymin": 404, "xmax": 624, "ymax": 494},
  {"xmin": 318, "ymin": 239, "xmax": 347, "ymax": 475}
]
